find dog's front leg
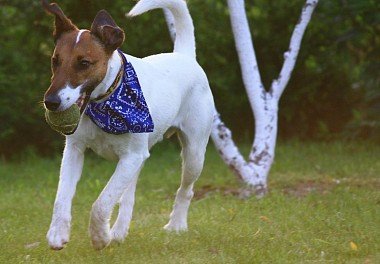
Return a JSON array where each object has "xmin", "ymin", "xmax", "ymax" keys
[
  {"xmin": 89, "ymin": 151, "xmax": 148, "ymax": 250},
  {"xmin": 47, "ymin": 141, "xmax": 85, "ymax": 250}
]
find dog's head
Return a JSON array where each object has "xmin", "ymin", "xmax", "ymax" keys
[{"xmin": 42, "ymin": 0, "xmax": 125, "ymax": 112}]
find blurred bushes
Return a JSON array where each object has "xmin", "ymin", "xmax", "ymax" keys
[{"xmin": 0, "ymin": 0, "xmax": 379, "ymax": 156}]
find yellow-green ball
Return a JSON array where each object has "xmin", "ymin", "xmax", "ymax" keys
[{"xmin": 45, "ymin": 104, "xmax": 80, "ymax": 135}]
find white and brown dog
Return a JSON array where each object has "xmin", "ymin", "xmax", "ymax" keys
[{"xmin": 42, "ymin": 0, "xmax": 214, "ymax": 250}]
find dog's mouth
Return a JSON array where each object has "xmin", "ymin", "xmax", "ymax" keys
[
  {"xmin": 76, "ymin": 89, "xmax": 94, "ymax": 115},
  {"xmin": 76, "ymin": 93, "xmax": 86, "ymax": 108}
]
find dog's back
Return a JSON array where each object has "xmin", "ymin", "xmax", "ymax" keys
[{"xmin": 126, "ymin": 0, "xmax": 214, "ymax": 147}]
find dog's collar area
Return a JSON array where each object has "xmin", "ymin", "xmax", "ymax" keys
[
  {"xmin": 92, "ymin": 52, "xmax": 124, "ymax": 102},
  {"xmin": 84, "ymin": 52, "xmax": 154, "ymax": 134}
]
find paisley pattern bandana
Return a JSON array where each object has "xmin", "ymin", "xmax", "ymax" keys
[{"xmin": 85, "ymin": 51, "xmax": 154, "ymax": 134}]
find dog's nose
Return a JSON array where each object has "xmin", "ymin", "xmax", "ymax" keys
[{"xmin": 44, "ymin": 94, "xmax": 61, "ymax": 111}]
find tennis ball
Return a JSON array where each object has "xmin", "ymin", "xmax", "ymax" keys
[{"xmin": 45, "ymin": 104, "xmax": 80, "ymax": 135}]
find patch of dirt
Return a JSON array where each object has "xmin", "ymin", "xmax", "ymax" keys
[
  {"xmin": 194, "ymin": 181, "xmax": 333, "ymax": 200},
  {"xmin": 338, "ymin": 178, "xmax": 380, "ymax": 189},
  {"xmin": 194, "ymin": 178, "xmax": 380, "ymax": 200},
  {"xmin": 283, "ymin": 178, "xmax": 380, "ymax": 198},
  {"xmin": 282, "ymin": 180, "xmax": 335, "ymax": 198},
  {"xmin": 194, "ymin": 184, "xmax": 242, "ymax": 200}
]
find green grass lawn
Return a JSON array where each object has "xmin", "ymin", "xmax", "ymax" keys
[{"xmin": 0, "ymin": 141, "xmax": 379, "ymax": 263}]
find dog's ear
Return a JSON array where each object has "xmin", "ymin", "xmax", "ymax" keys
[
  {"xmin": 42, "ymin": 0, "xmax": 77, "ymax": 42},
  {"xmin": 91, "ymin": 10, "xmax": 125, "ymax": 53}
]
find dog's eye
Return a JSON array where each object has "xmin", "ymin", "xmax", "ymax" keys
[{"xmin": 79, "ymin": 59, "xmax": 91, "ymax": 68}]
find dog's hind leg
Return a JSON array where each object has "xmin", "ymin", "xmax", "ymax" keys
[
  {"xmin": 110, "ymin": 170, "xmax": 140, "ymax": 243},
  {"xmin": 164, "ymin": 130, "xmax": 210, "ymax": 232}
]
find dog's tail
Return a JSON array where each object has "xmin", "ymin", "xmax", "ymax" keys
[{"xmin": 128, "ymin": 0, "xmax": 196, "ymax": 58}]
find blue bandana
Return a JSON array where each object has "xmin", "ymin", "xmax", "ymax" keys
[{"xmin": 85, "ymin": 51, "xmax": 154, "ymax": 134}]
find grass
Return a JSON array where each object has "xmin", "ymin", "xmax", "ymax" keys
[{"xmin": 0, "ymin": 141, "xmax": 379, "ymax": 263}]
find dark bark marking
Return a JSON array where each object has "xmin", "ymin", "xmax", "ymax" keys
[
  {"xmin": 250, "ymin": 143, "xmax": 270, "ymax": 166},
  {"xmin": 228, "ymin": 163, "xmax": 244, "ymax": 182},
  {"xmin": 216, "ymin": 122, "xmax": 230, "ymax": 140}
]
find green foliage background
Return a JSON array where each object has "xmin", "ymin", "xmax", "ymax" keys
[{"xmin": 0, "ymin": 0, "xmax": 379, "ymax": 156}]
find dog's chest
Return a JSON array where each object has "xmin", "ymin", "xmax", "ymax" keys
[
  {"xmin": 78, "ymin": 118, "xmax": 123, "ymax": 160},
  {"xmin": 86, "ymin": 136, "xmax": 119, "ymax": 161}
]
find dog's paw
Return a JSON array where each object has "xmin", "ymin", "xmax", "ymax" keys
[
  {"xmin": 91, "ymin": 236, "xmax": 111, "ymax": 250},
  {"xmin": 89, "ymin": 215, "xmax": 111, "ymax": 250},
  {"xmin": 89, "ymin": 219, "xmax": 111, "ymax": 250},
  {"xmin": 46, "ymin": 220, "xmax": 70, "ymax": 250},
  {"xmin": 90, "ymin": 232, "xmax": 111, "ymax": 250},
  {"xmin": 163, "ymin": 220, "xmax": 188, "ymax": 233},
  {"xmin": 110, "ymin": 226, "xmax": 128, "ymax": 243}
]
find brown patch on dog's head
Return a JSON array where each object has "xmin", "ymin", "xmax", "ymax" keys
[
  {"xmin": 42, "ymin": 1, "xmax": 125, "ymax": 111},
  {"xmin": 50, "ymin": 30, "xmax": 109, "ymax": 90}
]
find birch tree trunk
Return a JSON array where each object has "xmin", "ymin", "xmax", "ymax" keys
[{"xmin": 164, "ymin": 0, "xmax": 318, "ymax": 197}]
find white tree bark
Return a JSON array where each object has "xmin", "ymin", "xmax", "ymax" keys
[{"xmin": 164, "ymin": 0, "xmax": 318, "ymax": 197}]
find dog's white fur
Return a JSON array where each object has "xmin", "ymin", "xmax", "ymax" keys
[
  {"xmin": 57, "ymin": 84, "xmax": 83, "ymax": 111},
  {"xmin": 47, "ymin": 0, "xmax": 214, "ymax": 250},
  {"xmin": 75, "ymin": 29, "xmax": 88, "ymax": 44}
]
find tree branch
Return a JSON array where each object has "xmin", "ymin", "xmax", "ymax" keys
[
  {"xmin": 271, "ymin": 0, "xmax": 319, "ymax": 99},
  {"xmin": 227, "ymin": 0, "xmax": 266, "ymax": 115}
]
